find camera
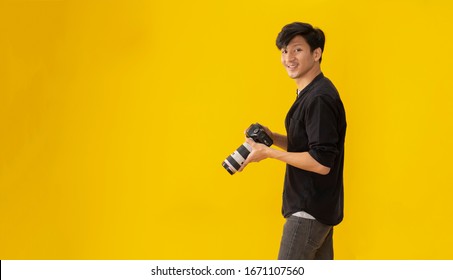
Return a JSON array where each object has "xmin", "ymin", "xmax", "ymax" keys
[{"xmin": 222, "ymin": 123, "xmax": 273, "ymax": 175}]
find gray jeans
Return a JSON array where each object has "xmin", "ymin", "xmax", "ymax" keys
[{"xmin": 278, "ymin": 215, "xmax": 334, "ymax": 260}]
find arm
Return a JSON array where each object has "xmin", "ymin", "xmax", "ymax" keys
[
  {"xmin": 238, "ymin": 138, "xmax": 331, "ymax": 175},
  {"xmin": 270, "ymin": 131, "xmax": 288, "ymax": 151},
  {"xmin": 260, "ymin": 125, "xmax": 287, "ymax": 151},
  {"xmin": 268, "ymin": 147, "xmax": 330, "ymax": 175},
  {"xmin": 241, "ymin": 96, "xmax": 340, "ymax": 175}
]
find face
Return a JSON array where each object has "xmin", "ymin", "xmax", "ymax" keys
[{"xmin": 281, "ymin": 35, "xmax": 320, "ymax": 81}]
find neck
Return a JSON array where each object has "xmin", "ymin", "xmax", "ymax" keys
[{"xmin": 296, "ymin": 65, "xmax": 321, "ymax": 92}]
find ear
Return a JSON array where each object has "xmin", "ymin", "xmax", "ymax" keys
[{"xmin": 313, "ymin": 47, "xmax": 322, "ymax": 62}]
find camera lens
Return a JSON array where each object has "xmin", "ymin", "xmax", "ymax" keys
[{"xmin": 222, "ymin": 142, "xmax": 252, "ymax": 175}]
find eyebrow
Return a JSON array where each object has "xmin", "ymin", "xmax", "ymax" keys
[
  {"xmin": 282, "ymin": 43, "xmax": 305, "ymax": 50},
  {"xmin": 284, "ymin": 43, "xmax": 304, "ymax": 49}
]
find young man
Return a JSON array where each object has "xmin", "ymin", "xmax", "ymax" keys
[{"xmin": 239, "ymin": 22, "xmax": 347, "ymax": 260}]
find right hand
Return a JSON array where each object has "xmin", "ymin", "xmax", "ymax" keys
[
  {"xmin": 262, "ymin": 125, "xmax": 274, "ymax": 141},
  {"xmin": 244, "ymin": 124, "xmax": 274, "ymax": 140}
]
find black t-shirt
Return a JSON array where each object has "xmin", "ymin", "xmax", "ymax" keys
[{"xmin": 283, "ymin": 73, "xmax": 347, "ymax": 226}]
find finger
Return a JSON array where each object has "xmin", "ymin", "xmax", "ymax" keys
[
  {"xmin": 263, "ymin": 126, "xmax": 273, "ymax": 139},
  {"xmin": 239, "ymin": 154, "xmax": 252, "ymax": 172},
  {"xmin": 238, "ymin": 162, "xmax": 248, "ymax": 172},
  {"xmin": 245, "ymin": 137, "xmax": 255, "ymax": 145}
]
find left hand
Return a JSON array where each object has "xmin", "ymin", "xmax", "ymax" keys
[{"xmin": 238, "ymin": 137, "xmax": 271, "ymax": 172}]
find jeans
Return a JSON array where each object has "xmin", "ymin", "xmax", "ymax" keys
[{"xmin": 278, "ymin": 215, "xmax": 334, "ymax": 260}]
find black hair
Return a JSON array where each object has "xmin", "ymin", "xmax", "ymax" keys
[{"xmin": 276, "ymin": 22, "xmax": 325, "ymax": 62}]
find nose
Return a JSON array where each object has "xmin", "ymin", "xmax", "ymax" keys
[{"xmin": 283, "ymin": 54, "xmax": 295, "ymax": 65}]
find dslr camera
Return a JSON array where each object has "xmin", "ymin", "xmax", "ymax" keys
[{"xmin": 222, "ymin": 123, "xmax": 273, "ymax": 175}]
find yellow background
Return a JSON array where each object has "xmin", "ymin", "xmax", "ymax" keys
[{"xmin": 1, "ymin": 0, "xmax": 453, "ymax": 259}]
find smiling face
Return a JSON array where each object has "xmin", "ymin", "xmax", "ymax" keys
[{"xmin": 280, "ymin": 35, "xmax": 322, "ymax": 88}]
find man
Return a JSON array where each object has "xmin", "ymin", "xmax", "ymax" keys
[{"xmin": 239, "ymin": 22, "xmax": 347, "ymax": 260}]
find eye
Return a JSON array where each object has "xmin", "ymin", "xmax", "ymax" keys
[
  {"xmin": 282, "ymin": 49, "xmax": 288, "ymax": 54},
  {"xmin": 295, "ymin": 48, "xmax": 302, "ymax": 52}
]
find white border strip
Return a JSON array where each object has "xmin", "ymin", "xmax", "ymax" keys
[{"xmin": 2, "ymin": 260, "xmax": 453, "ymax": 280}]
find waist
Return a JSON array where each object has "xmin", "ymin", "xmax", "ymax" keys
[{"xmin": 292, "ymin": 211, "xmax": 316, "ymax": 220}]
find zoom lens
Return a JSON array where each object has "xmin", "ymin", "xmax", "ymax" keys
[{"xmin": 222, "ymin": 142, "xmax": 252, "ymax": 175}]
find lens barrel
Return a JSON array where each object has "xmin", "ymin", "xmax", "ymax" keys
[{"xmin": 222, "ymin": 142, "xmax": 252, "ymax": 175}]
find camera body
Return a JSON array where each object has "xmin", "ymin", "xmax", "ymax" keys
[
  {"xmin": 245, "ymin": 123, "xmax": 273, "ymax": 147},
  {"xmin": 222, "ymin": 123, "xmax": 273, "ymax": 175}
]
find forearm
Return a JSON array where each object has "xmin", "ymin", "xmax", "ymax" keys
[
  {"xmin": 271, "ymin": 132, "xmax": 288, "ymax": 151},
  {"xmin": 267, "ymin": 148, "xmax": 330, "ymax": 175}
]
